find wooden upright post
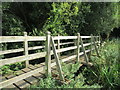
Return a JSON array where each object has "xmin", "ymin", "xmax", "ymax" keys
[
  {"xmin": 96, "ymin": 36, "xmax": 99, "ymax": 48},
  {"xmin": 98, "ymin": 35, "xmax": 101, "ymax": 48},
  {"xmin": 89, "ymin": 34, "xmax": 93, "ymax": 58},
  {"xmin": 45, "ymin": 31, "xmax": 51, "ymax": 76},
  {"xmin": 51, "ymin": 37, "xmax": 64, "ymax": 81},
  {"xmin": 77, "ymin": 33, "xmax": 80, "ymax": 62},
  {"xmin": 24, "ymin": 32, "xmax": 29, "ymax": 67},
  {"xmin": 58, "ymin": 34, "xmax": 60, "ymax": 58},
  {"xmin": 74, "ymin": 36, "xmax": 77, "ymax": 57},
  {"xmin": 92, "ymin": 35, "xmax": 99, "ymax": 57},
  {"xmin": 80, "ymin": 34, "xmax": 89, "ymax": 63},
  {"xmin": 96, "ymin": 36, "xmax": 99, "ymax": 49}
]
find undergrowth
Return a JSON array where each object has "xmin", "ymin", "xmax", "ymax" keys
[
  {"xmin": 29, "ymin": 39, "xmax": 119, "ymax": 89},
  {"xmin": 84, "ymin": 39, "xmax": 120, "ymax": 89},
  {"xmin": 29, "ymin": 63, "xmax": 101, "ymax": 89},
  {"xmin": 0, "ymin": 62, "xmax": 25, "ymax": 75}
]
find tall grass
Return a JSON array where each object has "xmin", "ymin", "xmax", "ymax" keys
[{"xmin": 88, "ymin": 39, "xmax": 120, "ymax": 88}]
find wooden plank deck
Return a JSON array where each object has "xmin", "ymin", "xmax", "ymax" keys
[
  {"xmin": 1, "ymin": 54, "xmax": 79, "ymax": 89},
  {"xmin": 1, "ymin": 47, "xmax": 95, "ymax": 89}
]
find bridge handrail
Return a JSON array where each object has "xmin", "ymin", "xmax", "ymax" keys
[{"xmin": 0, "ymin": 32, "xmax": 101, "ymax": 88}]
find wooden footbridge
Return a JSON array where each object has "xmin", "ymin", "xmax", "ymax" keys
[{"xmin": 0, "ymin": 32, "xmax": 101, "ymax": 89}]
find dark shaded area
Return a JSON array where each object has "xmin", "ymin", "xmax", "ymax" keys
[
  {"xmin": 100, "ymin": 33, "xmax": 108, "ymax": 41},
  {"xmin": 73, "ymin": 64, "xmax": 87, "ymax": 78},
  {"xmin": 110, "ymin": 27, "xmax": 120, "ymax": 38},
  {"xmin": 100, "ymin": 27, "xmax": 120, "ymax": 41},
  {"xmin": 2, "ymin": 2, "xmax": 52, "ymax": 35},
  {"xmin": 4, "ymin": 52, "xmax": 24, "ymax": 59},
  {"xmin": 30, "ymin": 57, "xmax": 45, "ymax": 65}
]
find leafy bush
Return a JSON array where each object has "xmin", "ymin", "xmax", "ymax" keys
[{"xmin": 0, "ymin": 62, "xmax": 25, "ymax": 75}]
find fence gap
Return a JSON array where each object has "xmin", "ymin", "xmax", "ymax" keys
[
  {"xmin": 51, "ymin": 37, "xmax": 64, "ymax": 81},
  {"xmin": 80, "ymin": 34, "xmax": 89, "ymax": 63},
  {"xmin": 24, "ymin": 32, "xmax": 29, "ymax": 67},
  {"xmin": 45, "ymin": 31, "xmax": 51, "ymax": 77}
]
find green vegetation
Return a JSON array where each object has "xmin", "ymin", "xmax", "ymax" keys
[
  {"xmin": 29, "ymin": 63, "xmax": 102, "ymax": 88},
  {"xmin": 28, "ymin": 39, "xmax": 120, "ymax": 89},
  {"xmin": 88, "ymin": 39, "xmax": 120, "ymax": 88},
  {"xmin": 2, "ymin": 2, "xmax": 120, "ymax": 36},
  {"xmin": 2, "ymin": 2, "xmax": 119, "ymax": 60},
  {"xmin": 1, "ymin": 2, "xmax": 120, "ymax": 89},
  {"xmin": 0, "ymin": 62, "xmax": 25, "ymax": 75}
]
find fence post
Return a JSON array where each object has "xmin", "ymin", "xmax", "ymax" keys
[
  {"xmin": 92, "ymin": 35, "xmax": 99, "ymax": 57},
  {"xmin": 80, "ymin": 34, "xmax": 89, "ymax": 63},
  {"xmin": 98, "ymin": 35, "xmax": 101, "ymax": 48},
  {"xmin": 45, "ymin": 31, "xmax": 51, "ymax": 77},
  {"xmin": 77, "ymin": 33, "xmax": 80, "ymax": 62},
  {"xmin": 90, "ymin": 34, "xmax": 93, "ymax": 57},
  {"xmin": 51, "ymin": 37, "xmax": 64, "ymax": 81},
  {"xmin": 58, "ymin": 34, "xmax": 60, "ymax": 58},
  {"xmin": 24, "ymin": 32, "xmax": 29, "ymax": 67},
  {"xmin": 96, "ymin": 36, "xmax": 99, "ymax": 48},
  {"xmin": 74, "ymin": 38, "xmax": 77, "ymax": 56},
  {"xmin": 96, "ymin": 36, "xmax": 99, "ymax": 49}
]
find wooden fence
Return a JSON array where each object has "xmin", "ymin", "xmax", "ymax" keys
[{"xmin": 0, "ymin": 32, "xmax": 101, "ymax": 88}]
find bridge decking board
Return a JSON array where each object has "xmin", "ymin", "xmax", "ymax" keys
[
  {"xmin": 5, "ymin": 74, "xmax": 30, "ymax": 89},
  {"xmin": 21, "ymin": 68, "xmax": 39, "ymax": 85},
  {"xmin": 2, "ymin": 76, "xmax": 17, "ymax": 89},
  {"xmin": 0, "ymin": 76, "xmax": 6, "ymax": 82},
  {"xmin": 1, "ymin": 55, "xmax": 84, "ymax": 89}
]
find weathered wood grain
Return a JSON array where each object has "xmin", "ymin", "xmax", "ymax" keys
[
  {"xmin": 45, "ymin": 31, "xmax": 51, "ymax": 76},
  {"xmin": 51, "ymin": 37, "xmax": 64, "ymax": 81},
  {"xmin": 0, "ymin": 46, "xmax": 45, "ymax": 55},
  {"xmin": 80, "ymin": 35, "xmax": 89, "ymax": 63},
  {"xmin": 24, "ymin": 32, "xmax": 29, "ymax": 67},
  {"xmin": 0, "ymin": 36, "xmax": 25, "ymax": 43},
  {"xmin": 0, "ymin": 42, "xmax": 96, "ymax": 67},
  {"xmin": 53, "ymin": 36, "xmax": 77, "ymax": 40},
  {"xmin": 0, "ymin": 34, "xmax": 100, "ymax": 89},
  {"xmin": 0, "ymin": 42, "xmax": 73, "ymax": 55},
  {"xmin": 57, "ymin": 34, "xmax": 60, "ymax": 58},
  {"xmin": 77, "ymin": 33, "xmax": 80, "ymax": 62},
  {"xmin": 0, "ymin": 36, "xmax": 46, "ymax": 43},
  {"xmin": 92, "ymin": 35, "xmax": 99, "ymax": 57},
  {"xmin": 0, "ymin": 52, "xmax": 46, "ymax": 66}
]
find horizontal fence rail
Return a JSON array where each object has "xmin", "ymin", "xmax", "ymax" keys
[
  {"xmin": 0, "ymin": 32, "xmax": 101, "ymax": 89},
  {"xmin": 0, "ymin": 36, "xmax": 99, "ymax": 43},
  {"xmin": 0, "ymin": 42, "xmax": 74, "ymax": 55},
  {"xmin": 0, "ymin": 41, "xmax": 98, "ymax": 66},
  {"xmin": 0, "ymin": 36, "xmax": 46, "ymax": 43}
]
